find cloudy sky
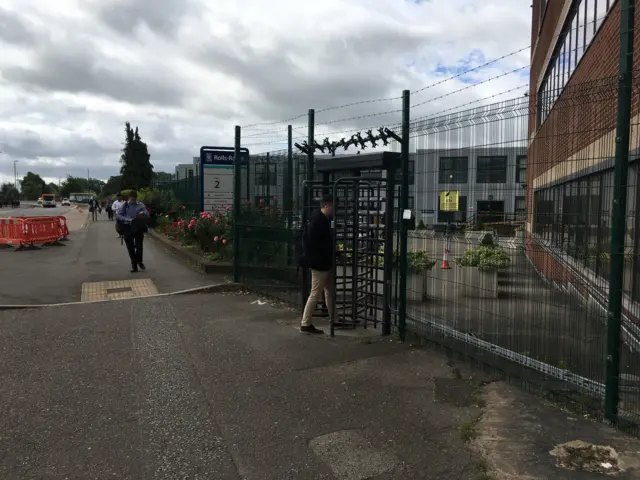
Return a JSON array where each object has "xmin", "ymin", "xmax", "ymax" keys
[{"xmin": 0, "ymin": 0, "xmax": 531, "ymax": 185}]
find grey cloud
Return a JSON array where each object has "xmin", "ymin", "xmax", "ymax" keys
[
  {"xmin": 98, "ymin": 0, "xmax": 196, "ymax": 37},
  {"xmin": 0, "ymin": 7, "xmax": 36, "ymax": 45},
  {"xmin": 192, "ymin": 20, "xmax": 439, "ymax": 131},
  {"xmin": 3, "ymin": 43, "xmax": 186, "ymax": 107},
  {"xmin": 0, "ymin": 127, "xmax": 116, "ymax": 161}
]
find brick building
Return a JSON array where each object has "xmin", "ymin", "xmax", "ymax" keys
[{"xmin": 527, "ymin": 0, "xmax": 640, "ymax": 305}]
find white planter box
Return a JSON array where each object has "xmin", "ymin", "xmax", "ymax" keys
[
  {"xmin": 407, "ymin": 270, "xmax": 439, "ymax": 303},
  {"xmin": 460, "ymin": 267, "xmax": 498, "ymax": 299}
]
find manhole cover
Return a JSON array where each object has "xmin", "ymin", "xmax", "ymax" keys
[
  {"xmin": 106, "ymin": 287, "xmax": 132, "ymax": 294},
  {"xmin": 550, "ymin": 440, "xmax": 621, "ymax": 475}
]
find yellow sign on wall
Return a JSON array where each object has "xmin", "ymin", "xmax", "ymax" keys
[{"xmin": 439, "ymin": 191, "xmax": 459, "ymax": 212}]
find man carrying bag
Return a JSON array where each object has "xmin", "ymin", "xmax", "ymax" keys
[{"xmin": 116, "ymin": 190, "xmax": 149, "ymax": 273}]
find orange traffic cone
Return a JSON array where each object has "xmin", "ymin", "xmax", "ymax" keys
[{"xmin": 441, "ymin": 248, "xmax": 451, "ymax": 269}]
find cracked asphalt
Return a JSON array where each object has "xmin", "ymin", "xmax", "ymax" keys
[{"xmin": 2, "ymin": 291, "xmax": 639, "ymax": 479}]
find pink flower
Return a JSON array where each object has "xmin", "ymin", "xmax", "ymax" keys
[
  {"xmin": 273, "ymin": 196, "xmax": 278, "ymax": 201},
  {"xmin": 226, "ymin": 207, "xmax": 230, "ymax": 212},
  {"xmin": 222, "ymin": 239, "xmax": 227, "ymax": 245},
  {"xmin": 214, "ymin": 219, "xmax": 219, "ymax": 224},
  {"xmin": 214, "ymin": 236, "xmax": 219, "ymax": 242},
  {"xmin": 259, "ymin": 199, "xmax": 265, "ymax": 205}
]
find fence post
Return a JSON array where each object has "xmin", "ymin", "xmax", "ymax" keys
[
  {"xmin": 233, "ymin": 125, "xmax": 241, "ymax": 283},
  {"xmin": 605, "ymin": 0, "xmax": 636, "ymax": 423},
  {"xmin": 266, "ymin": 152, "xmax": 271, "ymax": 201},
  {"xmin": 286, "ymin": 125, "xmax": 294, "ymax": 263},
  {"xmin": 398, "ymin": 90, "xmax": 410, "ymax": 341},
  {"xmin": 302, "ymin": 109, "xmax": 315, "ymax": 310}
]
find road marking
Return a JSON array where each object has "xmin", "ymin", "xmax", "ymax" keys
[{"xmin": 81, "ymin": 279, "xmax": 159, "ymax": 302}]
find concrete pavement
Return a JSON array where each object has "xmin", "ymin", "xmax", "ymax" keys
[
  {"xmin": 1, "ymin": 292, "xmax": 639, "ymax": 479},
  {"xmin": 0, "ymin": 214, "xmax": 225, "ymax": 305}
]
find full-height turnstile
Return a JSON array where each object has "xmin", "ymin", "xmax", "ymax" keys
[{"xmin": 301, "ymin": 152, "xmax": 401, "ymax": 337}]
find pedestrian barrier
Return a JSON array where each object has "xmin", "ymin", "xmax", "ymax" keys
[{"xmin": 0, "ymin": 216, "xmax": 69, "ymax": 249}]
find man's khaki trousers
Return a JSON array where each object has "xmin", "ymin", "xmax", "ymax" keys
[{"xmin": 301, "ymin": 269, "xmax": 334, "ymax": 326}]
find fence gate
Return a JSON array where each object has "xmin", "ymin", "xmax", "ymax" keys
[
  {"xmin": 332, "ymin": 177, "xmax": 390, "ymax": 333},
  {"xmin": 302, "ymin": 152, "xmax": 400, "ymax": 336}
]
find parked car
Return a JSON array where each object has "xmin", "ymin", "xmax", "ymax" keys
[{"xmin": 61, "ymin": 198, "xmax": 71, "ymax": 206}]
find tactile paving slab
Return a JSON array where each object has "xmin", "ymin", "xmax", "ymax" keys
[{"xmin": 81, "ymin": 279, "xmax": 159, "ymax": 302}]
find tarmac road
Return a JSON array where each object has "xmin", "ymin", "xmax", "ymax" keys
[{"xmin": 0, "ymin": 203, "xmax": 74, "ymax": 218}]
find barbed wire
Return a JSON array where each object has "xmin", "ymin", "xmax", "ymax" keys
[
  {"xmin": 411, "ymin": 66, "xmax": 529, "ymax": 108},
  {"xmin": 241, "ymin": 85, "xmax": 529, "ymax": 150},
  {"xmin": 412, "ymin": 47, "xmax": 529, "ymax": 96},
  {"xmin": 239, "ymin": 7, "xmax": 614, "ymax": 133}
]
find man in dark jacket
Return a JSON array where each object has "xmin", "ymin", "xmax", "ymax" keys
[
  {"xmin": 300, "ymin": 194, "xmax": 334, "ymax": 334},
  {"xmin": 116, "ymin": 190, "xmax": 149, "ymax": 273}
]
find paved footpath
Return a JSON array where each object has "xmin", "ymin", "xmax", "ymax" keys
[
  {"xmin": 0, "ymin": 213, "xmax": 225, "ymax": 305},
  {"xmin": 1, "ymin": 292, "xmax": 639, "ymax": 479}
]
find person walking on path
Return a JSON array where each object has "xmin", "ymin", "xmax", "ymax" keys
[
  {"xmin": 116, "ymin": 190, "xmax": 149, "ymax": 273},
  {"xmin": 445, "ymin": 220, "xmax": 456, "ymax": 253},
  {"xmin": 88, "ymin": 197, "xmax": 99, "ymax": 222},
  {"xmin": 112, "ymin": 193, "xmax": 124, "ymax": 237},
  {"xmin": 299, "ymin": 194, "xmax": 335, "ymax": 335},
  {"xmin": 106, "ymin": 198, "xmax": 114, "ymax": 221}
]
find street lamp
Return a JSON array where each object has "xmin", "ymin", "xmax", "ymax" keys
[{"xmin": 13, "ymin": 160, "xmax": 19, "ymax": 189}]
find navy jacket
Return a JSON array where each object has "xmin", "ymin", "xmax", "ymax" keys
[{"xmin": 304, "ymin": 210, "xmax": 333, "ymax": 271}]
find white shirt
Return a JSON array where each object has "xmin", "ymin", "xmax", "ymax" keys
[{"xmin": 111, "ymin": 200, "xmax": 122, "ymax": 212}]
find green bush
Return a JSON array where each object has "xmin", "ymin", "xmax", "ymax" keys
[
  {"xmin": 406, "ymin": 250, "xmax": 437, "ymax": 274},
  {"xmin": 455, "ymin": 245, "xmax": 510, "ymax": 272}
]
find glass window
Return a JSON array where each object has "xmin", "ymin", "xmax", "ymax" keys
[
  {"xmin": 585, "ymin": 0, "xmax": 596, "ymax": 45},
  {"xmin": 477, "ymin": 156, "xmax": 507, "ymax": 183},
  {"xmin": 515, "ymin": 196, "xmax": 526, "ymax": 221},
  {"xmin": 439, "ymin": 157, "xmax": 468, "ymax": 183},
  {"xmin": 577, "ymin": 0, "xmax": 586, "ymax": 62},
  {"xmin": 565, "ymin": 31, "xmax": 573, "ymax": 78},
  {"xmin": 572, "ymin": 14, "xmax": 578, "ymax": 67},
  {"xmin": 255, "ymin": 163, "xmax": 277, "ymax": 186},
  {"xmin": 595, "ymin": 0, "xmax": 609, "ymax": 30}
]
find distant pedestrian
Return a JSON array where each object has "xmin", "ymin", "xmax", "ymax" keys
[
  {"xmin": 299, "ymin": 194, "xmax": 335, "ymax": 335},
  {"xmin": 445, "ymin": 220, "xmax": 456, "ymax": 252},
  {"xmin": 88, "ymin": 196, "xmax": 99, "ymax": 221},
  {"xmin": 112, "ymin": 193, "xmax": 124, "ymax": 236},
  {"xmin": 106, "ymin": 198, "xmax": 114, "ymax": 221},
  {"xmin": 116, "ymin": 190, "xmax": 149, "ymax": 273}
]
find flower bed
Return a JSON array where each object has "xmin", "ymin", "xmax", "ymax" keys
[
  {"xmin": 156, "ymin": 204, "xmax": 233, "ymax": 262},
  {"xmin": 154, "ymin": 197, "xmax": 288, "ymax": 264}
]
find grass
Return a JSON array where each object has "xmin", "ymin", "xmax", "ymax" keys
[
  {"xmin": 460, "ymin": 420, "xmax": 479, "ymax": 443},
  {"xmin": 473, "ymin": 458, "xmax": 496, "ymax": 480}
]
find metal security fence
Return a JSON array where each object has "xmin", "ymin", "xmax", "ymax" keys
[
  {"xmin": 405, "ymin": 76, "xmax": 640, "ymax": 432},
  {"xmin": 230, "ymin": 5, "xmax": 640, "ymax": 433},
  {"xmin": 235, "ymin": 148, "xmax": 315, "ymax": 303},
  {"xmin": 155, "ymin": 176, "xmax": 201, "ymax": 212}
]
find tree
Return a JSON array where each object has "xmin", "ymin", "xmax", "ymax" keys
[
  {"xmin": 153, "ymin": 171, "xmax": 173, "ymax": 184},
  {"xmin": 101, "ymin": 175, "xmax": 122, "ymax": 197},
  {"xmin": 120, "ymin": 122, "xmax": 153, "ymax": 190},
  {"xmin": 43, "ymin": 182, "xmax": 59, "ymax": 195},
  {"xmin": 58, "ymin": 176, "xmax": 104, "ymax": 199},
  {"xmin": 1, "ymin": 182, "xmax": 19, "ymax": 204},
  {"xmin": 20, "ymin": 172, "xmax": 46, "ymax": 199}
]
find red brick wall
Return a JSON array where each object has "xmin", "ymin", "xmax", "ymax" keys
[{"xmin": 526, "ymin": 0, "xmax": 640, "ymax": 282}]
